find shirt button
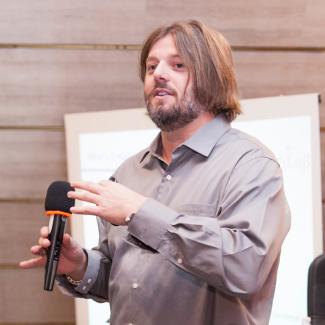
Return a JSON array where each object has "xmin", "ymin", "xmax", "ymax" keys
[
  {"xmin": 166, "ymin": 174, "xmax": 172, "ymax": 181},
  {"xmin": 82, "ymin": 286, "xmax": 87, "ymax": 290},
  {"xmin": 177, "ymin": 258, "xmax": 183, "ymax": 264},
  {"xmin": 132, "ymin": 283, "xmax": 138, "ymax": 289},
  {"xmin": 87, "ymin": 278, "xmax": 92, "ymax": 284}
]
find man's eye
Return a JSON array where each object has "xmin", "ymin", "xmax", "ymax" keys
[
  {"xmin": 146, "ymin": 64, "xmax": 156, "ymax": 72},
  {"xmin": 175, "ymin": 63, "xmax": 185, "ymax": 69}
]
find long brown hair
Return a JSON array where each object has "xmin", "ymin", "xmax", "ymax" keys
[{"xmin": 139, "ymin": 20, "xmax": 241, "ymax": 122}]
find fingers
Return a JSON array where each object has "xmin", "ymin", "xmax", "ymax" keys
[
  {"xmin": 70, "ymin": 181, "xmax": 103, "ymax": 195},
  {"xmin": 19, "ymin": 225, "xmax": 50, "ymax": 268},
  {"xmin": 68, "ymin": 189, "xmax": 101, "ymax": 206},
  {"xmin": 68, "ymin": 180, "xmax": 118, "ymax": 216},
  {"xmin": 38, "ymin": 236, "xmax": 50, "ymax": 248},
  {"xmin": 20, "ymin": 227, "xmax": 76, "ymax": 270},
  {"xmin": 68, "ymin": 180, "xmax": 117, "ymax": 207},
  {"xmin": 31, "ymin": 245, "xmax": 46, "ymax": 256},
  {"xmin": 40, "ymin": 226, "xmax": 49, "ymax": 238},
  {"xmin": 70, "ymin": 204, "xmax": 102, "ymax": 216},
  {"xmin": 37, "ymin": 226, "xmax": 51, "ymax": 248},
  {"xmin": 19, "ymin": 256, "xmax": 45, "ymax": 269}
]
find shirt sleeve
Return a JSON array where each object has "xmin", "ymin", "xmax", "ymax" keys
[{"xmin": 127, "ymin": 157, "xmax": 290, "ymax": 295}]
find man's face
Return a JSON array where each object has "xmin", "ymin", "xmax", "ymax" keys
[{"xmin": 144, "ymin": 34, "xmax": 203, "ymax": 131}]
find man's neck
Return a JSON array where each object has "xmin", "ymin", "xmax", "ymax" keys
[{"xmin": 160, "ymin": 112, "xmax": 215, "ymax": 164}]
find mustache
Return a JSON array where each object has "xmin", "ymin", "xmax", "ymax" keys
[{"xmin": 148, "ymin": 82, "xmax": 177, "ymax": 98}]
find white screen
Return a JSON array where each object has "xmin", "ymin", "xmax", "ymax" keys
[{"xmin": 234, "ymin": 116, "xmax": 313, "ymax": 324}]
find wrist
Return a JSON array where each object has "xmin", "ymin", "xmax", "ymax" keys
[
  {"xmin": 124, "ymin": 213, "xmax": 135, "ymax": 225},
  {"xmin": 68, "ymin": 249, "xmax": 88, "ymax": 281},
  {"xmin": 123, "ymin": 197, "xmax": 146, "ymax": 226}
]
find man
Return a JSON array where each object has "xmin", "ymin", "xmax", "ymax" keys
[{"xmin": 20, "ymin": 20, "xmax": 290, "ymax": 324}]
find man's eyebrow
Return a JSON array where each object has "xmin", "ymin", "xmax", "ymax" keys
[
  {"xmin": 146, "ymin": 54, "xmax": 182, "ymax": 62},
  {"xmin": 146, "ymin": 56, "xmax": 156, "ymax": 63}
]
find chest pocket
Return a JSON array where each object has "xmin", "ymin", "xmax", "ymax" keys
[{"xmin": 177, "ymin": 203, "xmax": 217, "ymax": 217}]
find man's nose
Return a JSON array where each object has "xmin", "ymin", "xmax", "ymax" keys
[{"xmin": 153, "ymin": 62, "xmax": 169, "ymax": 82}]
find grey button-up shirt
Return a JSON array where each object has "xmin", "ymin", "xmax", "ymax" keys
[{"xmin": 58, "ymin": 115, "xmax": 290, "ymax": 325}]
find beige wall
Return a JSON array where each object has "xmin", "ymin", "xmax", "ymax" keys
[{"xmin": 1, "ymin": 1, "xmax": 324, "ymax": 323}]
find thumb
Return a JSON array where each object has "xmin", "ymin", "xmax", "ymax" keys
[
  {"xmin": 62, "ymin": 233, "xmax": 73, "ymax": 248},
  {"xmin": 62, "ymin": 233, "xmax": 81, "ymax": 253}
]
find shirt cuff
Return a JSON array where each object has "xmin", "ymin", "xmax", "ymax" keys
[
  {"xmin": 128, "ymin": 198, "xmax": 179, "ymax": 251},
  {"xmin": 74, "ymin": 249, "xmax": 102, "ymax": 295}
]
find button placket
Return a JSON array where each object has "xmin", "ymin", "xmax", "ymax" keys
[{"xmin": 155, "ymin": 171, "xmax": 173, "ymax": 201}]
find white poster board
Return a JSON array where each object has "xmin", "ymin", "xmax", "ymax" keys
[{"xmin": 64, "ymin": 93, "xmax": 322, "ymax": 325}]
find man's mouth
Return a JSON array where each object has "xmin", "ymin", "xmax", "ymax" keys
[{"xmin": 153, "ymin": 88, "xmax": 174, "ymax": 97}]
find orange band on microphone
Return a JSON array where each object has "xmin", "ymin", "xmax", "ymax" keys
[{"xmin": 46, "ymin": 210, "xmax": 72, "ymax": 218}]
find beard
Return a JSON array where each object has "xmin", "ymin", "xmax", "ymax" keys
[{"xmin": 145, "ymin": 84, "xmax": 204, "ymax": 132}]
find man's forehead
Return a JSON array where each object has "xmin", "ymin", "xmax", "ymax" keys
[{"xmin": 146, "ymin": 34, "xmax": 181, "ymax": 59}]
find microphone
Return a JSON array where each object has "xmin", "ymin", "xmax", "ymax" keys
[
  {"xmin": 308, "ymin": 254, "xmax": 325, "ymax": 324},
  {"xmin": 44, "ymin": 181, "xmax": 75, "ymax": 291}
]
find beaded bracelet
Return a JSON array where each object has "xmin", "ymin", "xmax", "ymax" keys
[{"xmin": 66, "ymin": 273, "xmax": 82, "ymax": 286}]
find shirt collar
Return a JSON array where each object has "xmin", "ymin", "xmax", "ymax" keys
[
  {"xmin": 139, "ymin": 133, "xmax": 162, "ymax": 165},
  {"xmin": 139, "ymin": 114, "xmax": 231, "ymax": 165},
  {"xmin": 182, "ymin": 115, "xmax": 230, "ymax": 157}
]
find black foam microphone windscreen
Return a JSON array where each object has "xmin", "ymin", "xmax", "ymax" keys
[
  {"xmin": 45, "ymin": 181, "xmax": 75, "ymax": 215},
  {"xmin": 308, "ymin": 254, "xmax": 325, "ymax": 324},
  {"xmin": 44, "ymin": 181, "xmax": 75, "ymax": 291}
]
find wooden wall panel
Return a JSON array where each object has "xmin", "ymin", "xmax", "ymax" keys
[
  {"xmin": 145, "ymin": 0, "xmax": 325, "ymax": 48},
  {"xmin": 0, "ymin": 202, "xmax": 55, "ymax": 264},
  {"xmin": 0, "ymin": 130, "xmax": 66, "ymax": 199},
  {"xmin": 0, "ymin": 1, "xmax": 324, "ymax": 47},
  {"xmin": 234, "ymin": 51, "xmax": 325, "ymax": 98},
  {"xmin": 0, "ymin": 0, "xmax": 146, "ymax": 44},
  {"xmin": 233, "ymin": 50, "xmax": 325, "ymax": 125},
  {"xmin": 302, "ymin": 0, "xmax": 325, "ymax": 47},
  {"xmin": 0, "ymin": 49, "xmax": 143, "ymax": 127},
  {"xmin": 1, "ymin": 49, "xmax": 324, "ymax": 127},
  {"xmin": 0, "ymin": 268, "xmax": 74, "ymax": 323}
]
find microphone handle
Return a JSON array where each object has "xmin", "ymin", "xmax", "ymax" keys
[{"xmin": 44, "ymin": 214, "xmax": 67, "ymax": 291}]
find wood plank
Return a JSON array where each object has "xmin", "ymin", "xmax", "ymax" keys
[
  {"xmin": 0, "ymin": 0, "xmax": 324, "ymax": 47},
  {"xmin": 0, "ymin": 267, "xmax": 74, "ymax": 323},
  {"xmin": 0, "ymin": 0, "xmax": 146, "ymax": 44},
  {"xmin": 0, "ymin": 202, "xmax": 44, "ymax": 265},
  {"xmin": 233, "ymin": 50, "xmax": 325, "ymax": 126},
  {"xmin": 1, "ymin": 49, "xmax": 324, "ymax": 127},
  {"xmin": 0, "ymin": 202, "xmax": 73, "ymax": 264},
  {"xmin": 145, "ymin": 0, "xmax": 325, "ymax": 48},
  {"xmin": 0, "ymin": 130, "xmax": 66, "ymax": 199},
  {"xmin": 0, "ymin": 48, "xmax": 143, "ymax": 127}
]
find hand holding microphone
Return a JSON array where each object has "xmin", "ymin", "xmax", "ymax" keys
[
  {"xmin": 44, "ymin": 181, "xmax": 77, "ymax": 291},
  {"xmin": 20, "ymin": 178, "xmax": 146, "ymax": 290},
  {"xmin": 19, "ymin": 181, "xmax": 87, "ymax": 291}
]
